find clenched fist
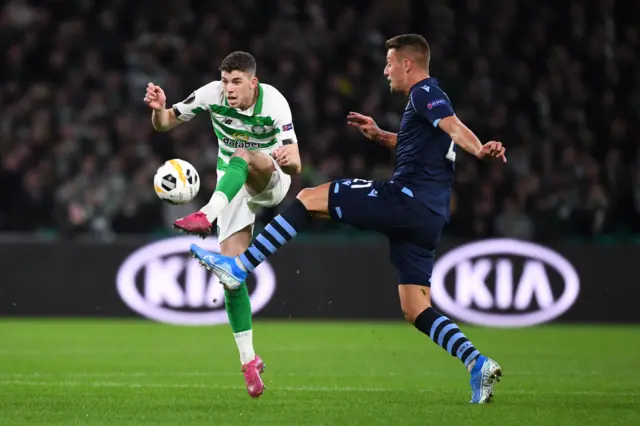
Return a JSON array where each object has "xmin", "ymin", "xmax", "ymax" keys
[
  {"xmin": 144, "ymin": 82, "xmax": 167, "ymax": 111},
  {"xmin": 272, "ymin": 146, "xmax": 294, "ymax": 167},
  {"xmin": 477, "ymin": 141, "xmax": 507, "ymax": 163}
]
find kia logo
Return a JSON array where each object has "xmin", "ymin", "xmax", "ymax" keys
[
  {"xmin": 431, "ymin": 239, "xmax": 580, "ymax": 327},
  {"xmin": 116, "ymin": 236, "xmax": 276, "ymax": 326}
]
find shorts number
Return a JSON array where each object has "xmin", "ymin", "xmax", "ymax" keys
[
  {"xmin": 350, "ymin": 179, "xmax": 373, "ymax": 189},
  {"xmin": 446, "ymin": 141, "xmax": 457, "ymax": 162}
]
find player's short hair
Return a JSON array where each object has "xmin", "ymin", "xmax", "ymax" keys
[
  {"xmin": 385, "ymin": 34, "xmax": 430, "ymax": 70},
  {"xmin": 219, "ymin": 51, "xmax": 257, "ymax": 75}
]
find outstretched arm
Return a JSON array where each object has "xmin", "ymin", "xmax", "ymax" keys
[
  {"xmin": 410, "ymin": 85, "xmax": 506, "ymax": 162},
  {"xmin": 438, "ymin": 116, "xmax": 506, "ymax": 162},
  {"xmin": 147, "ymin": 82, "xmax": 214, "ymax": 132}
]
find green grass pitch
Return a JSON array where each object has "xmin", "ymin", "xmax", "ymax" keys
[{"xmin": 0, "ymin": 320, "xmax": 638, "ymax": 425}]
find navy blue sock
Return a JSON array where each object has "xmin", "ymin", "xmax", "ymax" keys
[
  {"xmin": 238, "ymin": 199, "xmax": 312, "ymax": 272},
  {"xmin": 414, "ymin": 307, "xmax": 480, "ymax": 368}
]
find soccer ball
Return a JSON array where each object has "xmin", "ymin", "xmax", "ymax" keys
[{"xmin": 153, "ymin": 159, "xmax": 200, "ymax": 204}]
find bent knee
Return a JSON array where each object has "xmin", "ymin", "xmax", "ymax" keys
[
  {"xmin": 232, "ymin": 149, "xmax": 273, "ymax": 176},
  {"xmin": 296, "ymin": 188, "xmax": 317, "ymax": 211},
  {"xmin": 296, "ymin": 185, "xmax": 330, "ymax": 216},
  {"xmin": 296, "ymin": 188, "xmax": 314, "ymax": 203},
  {"xmin": 231, "ymin": 148, "xmax": 249, "ymax": 161}
]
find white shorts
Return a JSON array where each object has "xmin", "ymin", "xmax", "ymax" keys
[{"xmin": 217, "ymin": 155, "xmax": 291, "ymax": 242}]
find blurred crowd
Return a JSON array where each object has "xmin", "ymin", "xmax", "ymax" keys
[{"xmin": 1, "ymin": 0, "xmax": 639, "ymax": 240}]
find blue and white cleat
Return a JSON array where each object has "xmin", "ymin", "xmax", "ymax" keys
[
  {"xmin": 189, "ymin": 244, "xmax": 248, "ymax": 290},
  {"xmin": 469, "ymin": 355, "xmax": 503, "ymax": 404}
]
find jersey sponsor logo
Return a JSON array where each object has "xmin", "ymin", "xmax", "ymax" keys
[
  {"xmin": 282, "ymin": 123, "xmax": 294, "ymax": 131},
  {"xmin": 232, "ymin": 132, "xmax": 250, "ymax": 142},
  {"xmin": 116, "ymin": 236, "xmax": 276, "ymax": 326},
  {"xmin": 427, "ymin": 99, "xmax": 447, "ymax": 109},
  {"xmin": 222, "ymin": 137, "xmax": 263, "ymax": 149},
  {"xmin": 431, "ymin": 239, "xmax": 580, "ymax": 327}
]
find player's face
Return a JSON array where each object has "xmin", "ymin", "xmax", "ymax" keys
[
  {"xmin": 221, "ymin": 70, "xmax": 258, "ymax": 109},
  {"xmin": 384, "ymin": 49, "xmax": 408, "ymax": 93}
]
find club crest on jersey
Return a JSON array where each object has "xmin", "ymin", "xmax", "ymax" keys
[
  {"xmin": 251, "ymin": 125, "xmax": 266, "ymax": 135},
  {"xmin": 427, "ymin": 99, "xmax": 447, "ymax": 109}
]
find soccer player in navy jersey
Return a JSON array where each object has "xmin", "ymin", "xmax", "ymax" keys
[{"xmin": 190, "ymin": 34, "xmax": 507, "ymax": 403}]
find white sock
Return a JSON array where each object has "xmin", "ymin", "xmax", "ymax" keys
[
  {"xmin": 200, "ymin": 191, "xmax": 229, "ymax": 222},
  {"xmin": 234, "ymin": 330, "xmax": 255, "ymax": 365}
]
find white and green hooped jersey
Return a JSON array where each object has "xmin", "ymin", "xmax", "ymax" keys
[{"xmin": 172, "ymin": 81, "xmax": 298, "ymax": 173}]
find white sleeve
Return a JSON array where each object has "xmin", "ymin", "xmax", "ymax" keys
[
  {"xmin": 273, "ymin": 94, "xmax": 298, "ymax": 145},
  {"xmin": 171, "ymin": 82, "xmax": 219, "ymax": 122}
]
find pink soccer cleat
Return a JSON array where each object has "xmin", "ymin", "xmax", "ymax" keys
[
  {"xmin": 242, "ymin": 356, "xmax": 266, "ymax": 398},
  {"xmin": 173, "ymin": 212, "xmax": 212, "ymax": 238}
]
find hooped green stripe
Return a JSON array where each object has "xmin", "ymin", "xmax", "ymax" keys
[
  {"xmin": 213, "ymin": 125, "xmax": 279, "ymax": 149},
  {"xmin": 208, "ymin": 104, "xmax": 274, "ymax": 127},
  {"xmin": 210, "ymin": 115, "xmax": 278, "ymax": 139},
  {"xmin": 219, "ymin": 146, "xmax": 234, "ymax": 157}
]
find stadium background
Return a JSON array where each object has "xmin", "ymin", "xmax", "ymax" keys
[{"xmin": 1, "ymin": 1, "xmax": 639, "ymax": 425}]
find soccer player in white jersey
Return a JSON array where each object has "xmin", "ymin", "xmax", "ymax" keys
[{"xmin": 144, "ymin": 51, "xmax": 301, "ymax": 398}]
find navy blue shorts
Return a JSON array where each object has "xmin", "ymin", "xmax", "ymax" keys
[{"xmin": 328, "ymin": 179, "xmax": 446, "ymax": 286}]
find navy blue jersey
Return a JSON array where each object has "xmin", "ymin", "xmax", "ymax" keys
[{"xmin": 392, "ymin": 77, "xmax": 456, "ymax": 219}]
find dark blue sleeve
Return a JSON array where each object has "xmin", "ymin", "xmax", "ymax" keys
[{"xmin": 409, "ymin": 85, "xmax": 455, "ymax": 127}]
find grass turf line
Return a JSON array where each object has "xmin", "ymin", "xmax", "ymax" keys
[{"xmin": 0, "ymin": 320, "xmax": 638, "ymax": 426}]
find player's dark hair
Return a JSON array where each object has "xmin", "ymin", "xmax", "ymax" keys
[
  {"xmin": 219, "ymin": 51, "xmax": 257, "ymax": 75},
  {"xmin": 385, "ymin": 34, "xmax": 430, "ymax": 70}
]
